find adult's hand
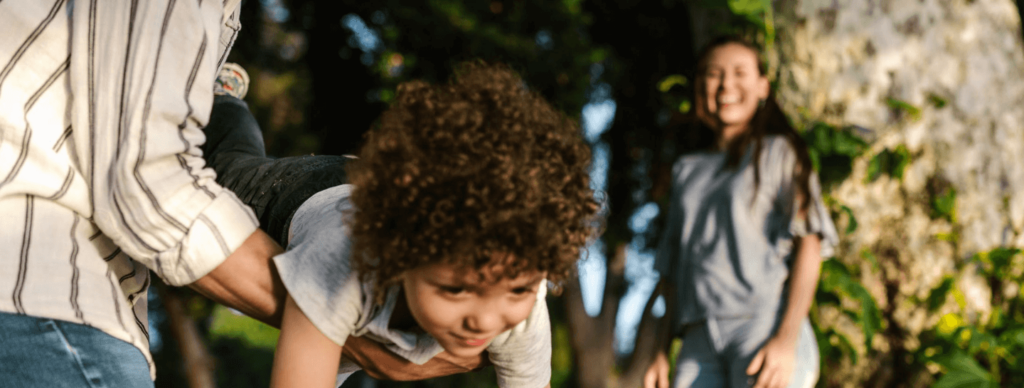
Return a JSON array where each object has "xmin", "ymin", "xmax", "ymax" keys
[
  {"xmin": 342, "ymin": 336, "xmax": 491, "ymax": 381},
  {"xmin": 643, "ymin": 350, "xmax": 671, "ymax": 388},
  {"xmin": 746, "ymin": 334, "xmax": 797, "ymax": 388}
]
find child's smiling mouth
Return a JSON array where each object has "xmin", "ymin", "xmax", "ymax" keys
[{"xmin": 452, "ymin": 332, "xmax": 493, "ymax": 347}]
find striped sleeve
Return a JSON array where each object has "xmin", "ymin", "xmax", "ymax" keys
[{"xmin": 67, "ymin": 0, "xmax": 257, "ymax": 286}]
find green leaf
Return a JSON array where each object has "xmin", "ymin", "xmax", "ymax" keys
[
  {"xmin": 678, "ymin": 100, "xmax": 691, "ymax": 113},
  {"xmin": 999, "ymin": 328, "xmax": 1024, "ymax": 349},
  {"xmin": 886, "ymin": 98, "xmax": 923, "ymax": 122},
  {"xmin": 933, "ymin": 350, "xmax": 998, "ymax": 388},
  {"xmin": 861, "ymin": 249, "xmax": 880, "ymax": 271},
  {"xmin": 931, "ymin": 187, "xmax": 957, "ymax": 223},
  {"xmin": 818, "ymin": 259, "xmax": 882, "ymax": 350},
  {"xmin": 807, "ymin": 148, "xmax": 821, "ymax": 172},
  {"xmin": 832, "ymin": 132, "xmax": 868, "ymax": 157},
  {"xmin": 658, "ymin": 74, "xmax": 688, "ymax": 92},
  {"xmin": 927, "ymin": 277, "xmax": 956, "ymax": 312},
  {"xmin": 892, "ymin": 145, "xmax": 911, "ymax": 179},
  {"xmin": 833, "ymin": 331, "xmax": 859, "ymax": 365},
  {"xmin": 866, "ymin": 152, "xmax": 885, "ymax": 182},
  {"xmin": 208, "ymin": 305, "xmax": 280, "ymax": 349},
  {"xmin": 839, "ymin": 205, "xmax": 857, "ymax": 234},
  {"xmin": 928, "ymin": 93, "xmax": 948, "ymax": 108},
  {"xmin": 866, "ymin": 146, "xmax": 912, "ymax": 182}
]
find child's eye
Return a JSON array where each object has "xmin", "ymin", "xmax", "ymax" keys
[
  {"xmin": 511, "ymin": 287, "xmax": 534, "ymax": 295},
  {"xmin": 440, "ymin": 286, "xmax": 465, "ymax": 294}
]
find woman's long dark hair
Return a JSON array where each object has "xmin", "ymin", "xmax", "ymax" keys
[{"xmin": 686, "ymin": 35, "xmax": 814, "ymax": 213}]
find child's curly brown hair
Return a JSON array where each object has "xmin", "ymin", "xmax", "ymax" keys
[{"xmin": 346, "ymin": 62, "xmax": 600, "ymax": 300}]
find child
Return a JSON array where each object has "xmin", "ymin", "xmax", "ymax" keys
[{"xmin": 206, "ymin": 63, "xmax": 599, "ymax": 388}]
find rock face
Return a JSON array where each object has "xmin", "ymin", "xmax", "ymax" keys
[{"xmin": 773, "ymin": 0, "xmax": 1024, "ymax": 385}]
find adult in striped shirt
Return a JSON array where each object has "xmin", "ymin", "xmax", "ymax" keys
[{"xmin": 0, "ymin": 1, "xmax": 483, "ymax": 386}]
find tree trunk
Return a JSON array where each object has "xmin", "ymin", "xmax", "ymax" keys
[
  {"xmin": 564, "ymin": 243, "xmax": 626, "ymax": 388},
  {"xmin": 773, "ymin": 0, "xmax": 1024, "ymax": 385},
  {"xmin": 158, "ymin": 284, "xmax": 218, "ymax": 388}
]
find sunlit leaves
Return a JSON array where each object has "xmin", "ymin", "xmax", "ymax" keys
[
  {"xmin": 927, "ymin": 277, "xmax": 956, "ymax": 312},
  {"xmin": 657, "ymin": 75, "xmax": 687, "ymax": 92},
  {"xmin": 866, "ymin": 145, "xmax": 911, "ymax": 182},
  {"xmin": 886, "ymin": 98, "xmax": 923, "ymax": 122},
  {"xmin": 817, "ymin": 259, "xmax": 882, "ymax": 352},
  {"xmin": 931, "ymin": 350, "xmax": 998, "ymax": 388},
  {"xmin": 915, "ymin": 246, "xmax": 1024, "ymax": 387},
  {"xmin": 801, "ymin": 122, "xmax": 869, "ymax": 190},
  {"xmin": 931, "ymin": 187, "xmax": 957, "ymax": 223}
]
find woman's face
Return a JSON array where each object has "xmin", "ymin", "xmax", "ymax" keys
[{"xmin": 700, "ymin": 43, "xmax": 770, "ymax": 134}]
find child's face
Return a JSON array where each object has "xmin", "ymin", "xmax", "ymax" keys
[{"xmin": 401, "ymin": 257, "xmax": 546, "ymax": 358}]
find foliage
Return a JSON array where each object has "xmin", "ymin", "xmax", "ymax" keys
[
  {"xmin": 657, "ymin": 74, "xmax": 691, "ymax": 114},
  {"xmin": 799, "ymin": 121, "xmax": 885, "ymax": 383},
  {"xmin": 814, "ymin": 258, "xmax": 883, "ymax": 367},
  {"xmin": 866, "ymin": 145, "xmax": 911, "ymax": 182},
  {"xmin": 701, "ymin": 0, "xmax": 775, "ymax": 49},
  {"xmin": 208, "ymin": 305, "xmax": 280, "ymax": 349},
  {"xmin": 801, "ymin": 122, "xmax": 870, "ymax": 190},
  {"xmin": 911, "ymin": 248, "xmax": 1024, "ymax": 387},
  {"xmin": 932, "ymin": 186, "xmax": 958, "ymax": 224},
  {"xmin": 886, "ymin": 98, "xmax": 923, "ymax": 122}
]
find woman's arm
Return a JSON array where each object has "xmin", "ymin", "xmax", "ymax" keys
[
  {"xmin": 643, "ymin": 278, "xmax": 678, "ymax": 388},
  {"xmin": 747, "ymin": 234, "xmax": 822, "ymax": 388},
  {"xmin": 271, "ymin": 295, "xmax": 343, "ymax": 388}
]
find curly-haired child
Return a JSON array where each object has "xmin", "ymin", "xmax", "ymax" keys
[{"xmin": 203, "ymin": 63, "xmax": 599, "ymax": 388}]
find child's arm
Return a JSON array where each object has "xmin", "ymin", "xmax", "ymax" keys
[
  {"xmin": 488, "ymin": 283, "xmax": 552, "ymax": 388},
  {"xmin": 271, "ymin": 294, "xmax": 343, "ymax": 388}
]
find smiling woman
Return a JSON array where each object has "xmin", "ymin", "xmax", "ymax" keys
[{"xmin": 642, "ymin": 36, "xmax": 839, "ymax": 388}]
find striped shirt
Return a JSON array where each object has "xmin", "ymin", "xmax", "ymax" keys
[{"xmin": 0, "ymin": 0, "xmax": 258, "ymax": 379}]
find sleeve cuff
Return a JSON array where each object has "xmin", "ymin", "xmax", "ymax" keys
[
  {"xmin": 789, "ymin": 174, "xmax": 840, "ymax": 259},
  {"xmin": 162, "ymin": 190, "xmax": 259, "ymax": 285}
]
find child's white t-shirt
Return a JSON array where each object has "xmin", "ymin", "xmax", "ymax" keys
[{"xmin": 272, "ymin": 184, "xmax": 552, "ymax": 388}]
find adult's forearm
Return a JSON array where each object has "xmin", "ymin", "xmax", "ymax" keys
[
  {"xmin": 190, "ymin": 229, "xmax": 287, "ymax": 328},
  {"xmin": 775, "ymin": 234, "xmax": 822, "ymax": 342},
  {"xmin": 192, "ymin": 231, "xmax": 491, "ymax": 380},
  {"xmin": 343, "ymin": 336, "xmax": 490, "ymax": 381}
]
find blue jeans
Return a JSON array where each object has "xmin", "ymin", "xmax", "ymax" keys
[
  {"xmin": 672, "ymin": 316, "xmax": 819, "ymax": 388},
  {"xmin": 0, "ymin": 312, "xmax": 153, "ymax": 388}
]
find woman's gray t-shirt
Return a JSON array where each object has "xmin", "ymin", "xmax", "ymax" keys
[
  {"xmin": 272, "ymin": 184, "xmax": 552, "ymax": 388},
  {"xmin": 655, "ymin": 135, "xmax": 839, "ymax": 327}
]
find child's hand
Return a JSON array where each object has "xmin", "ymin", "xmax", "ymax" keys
[{"xmin": 343, "ymin": 336, "xmax": 492, "ymax": 381}]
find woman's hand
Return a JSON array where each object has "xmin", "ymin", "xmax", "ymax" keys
[
  {"xmin": 746, "ymin": 334, "xmax": 798, "ymax": 388},
  {"xmin": 643, "ymin": 350, "xmax": 671, "ymax": 388}
]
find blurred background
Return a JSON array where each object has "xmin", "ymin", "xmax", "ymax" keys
[{"xmin": 149, "ymin": 0, "xmax": 1024, "ymax": 387}]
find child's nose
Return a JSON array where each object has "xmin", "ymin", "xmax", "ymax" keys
[{"xmin": 464, "ymin": 305, "xmax": 505, "ymax": 334}]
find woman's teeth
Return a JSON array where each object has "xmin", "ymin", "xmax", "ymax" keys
[{"xmin": 718, "ymin": 96, "xmax": 740, "ymax": 104}]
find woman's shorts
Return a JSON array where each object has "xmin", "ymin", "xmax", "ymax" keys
[{"xmin": 671, "ymin": 315, "xmax": 819, "ymax": 388}]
